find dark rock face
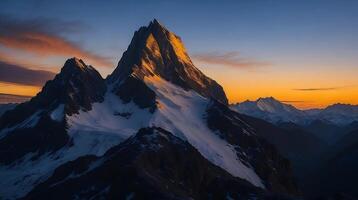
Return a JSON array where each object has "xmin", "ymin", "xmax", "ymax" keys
[
  {"xmin": 206, "ymin": 101, "xmax": 300, "ymax": 196},
  {"xmin": 115, "ymin": 76, "xmax": 157, "ymax": 112},
  {"xmin": 44, "ymin": 57, "xmax": 106, "ymax": 115},
  {"xmin": 108, "ymin": 19, "xmax": 228, "ymax": 105},
  {"xmin": 24, "ymin": 127, "xmax": 271, "ymax": 200},
  {"xmin": 0, "ymin": 116, "xmax": 68, "ymax": 165},
  {"xmin": 302, "ymin": 128, "xmax": 358, "ymax": 199},
  {"xmin": 0, "ymin": 58, "xmax": 106, "ymax": 164}
]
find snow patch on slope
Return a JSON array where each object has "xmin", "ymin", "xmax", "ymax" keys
[
  {"xmin": 0, "ymin": 110, "xmax": 42, "ymax": 139},
  {"xmin": 50, "ymin": 104, "xmax": 64, "ymax": 121},
  {"xmin": 0, "ymin": 135, "xmax": 113, "ymax": 200},
  {"xmin": 67, "ymin": 91, "xmax": 152, "ymax": 141},
  {"xmin": 67, "ymin": 75, "xmax": 264, "ymax": 188},
  {"xmin": 145, "ymin": 75, "xmax": 264, "ymax": 188}
]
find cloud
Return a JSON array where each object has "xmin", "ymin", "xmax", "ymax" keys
[
  {"xmin": 0, "ymin": 61, "xmax": 55, "ymax": 86},
  {"xmin": 0, "ymin": 93, "xmax": 31, "ymax": 104},
  {"xmin": 281, "ymin": 100, "xmax": 307, "ymax": 103},
  {"xmin": 0, "ymin": 15, "xmax": 113, "ymax": 67},
  {"xmin": 292, "ymin": 85, "xmax": 354, "ymax": 91},
  {"xmin": 192, "ymin": 51, "xmax": 270, "ymax": 69}
]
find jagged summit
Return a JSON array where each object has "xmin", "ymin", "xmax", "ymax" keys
[
  {"xmin": 148, "ymin": 18, "xmax": 165, "ymax": 30},
  {"xmin": 108, "ymin": 19, "xmax": 228, "ymax": 104},
  {"xmin": 60, "ymin": 57, "xmax": 97, "ymax": 76},
  {"xmin": 257, "ymin": 96, "xmax": 277, "ymax": 102},
  {"xmin": 65, "ymin": 57, "xmax": 86, "ymax": 68}
]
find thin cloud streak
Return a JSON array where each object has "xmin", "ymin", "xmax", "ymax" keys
[
  {"xmin": 192, "ymin": 51, "xmax": 270, "ymax": 69},
  {"xmin": 0, "ymin": 15, "xmax": 113, "ymax": 67},
  {"xmin": 0, "ymin": 61, "xmax": 55, "ymax": 86},
  {"xmin": 281, "ymin": 100, "xmax": 308, "ymax": 103},
  {"xmin": 292, "ymin": 85, "xmax": 355, "ymax": 91},
  {"xmin": 0, "ymin": 50, "xmax": 59, "ymax": 73},
  {"xmin": 0, "ymin": 93, "xmax": 31, "ymax": 104}
]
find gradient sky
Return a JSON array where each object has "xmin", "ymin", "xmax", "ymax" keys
[{"xmin": 0, "ymin": 0, "xmax": 357, "ymax": 109}]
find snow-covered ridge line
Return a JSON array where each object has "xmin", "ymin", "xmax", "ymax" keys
[{"xmin": 232, "ymin": 97, "xmax": 358, "ymax": 125}]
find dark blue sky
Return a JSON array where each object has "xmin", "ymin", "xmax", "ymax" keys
[{"xmin": 2, "ymin": 0, "xmax": 357, "ymax": 62}]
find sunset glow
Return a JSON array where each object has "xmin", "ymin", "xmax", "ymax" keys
[
  {"xmin": 0, "ymin": 82, "xmax": 41, "ymax": 97},
  {"xmin": 0, "ymin": 0, "xmax": 357, "ymax": 109}
]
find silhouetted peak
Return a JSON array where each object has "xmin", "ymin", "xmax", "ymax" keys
[
  {"xmin": 148, "ymin": 18, "xmax": 165, "ymax": 31},
  {"xmin": 61, "ymin": 57, "xmax": 96, "ymax": 74},
  {"xmin": 257, "ymin": 97, "xmax": 279, "ymax": 103},
  {"xmin": 37, "ymin": 58, "xmax": 106, "ymax": 114},
  {"xmin": 108, "ymin": 20, "xmax": 228, "ymax": 104}
]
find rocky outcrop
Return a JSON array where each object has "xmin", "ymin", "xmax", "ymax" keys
[
  {"xmin": 108, "ymin": 19, "xmax": 228, "ymax": 105},
  {"xmin": 115, "ymin": 76, "xmax": 157, "ymax": 112}
]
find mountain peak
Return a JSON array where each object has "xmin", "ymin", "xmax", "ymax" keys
[
  {"xmin": 148, "ymin": 18, "xmax": 165, "ymax": 30},
  {"xmin": 257, "ymin": 96, "xmax": 279, "ymax": 103},
  {"xmin": 35, "ymin": 58, "xmax": 106, "ymax": 115},
  {"xmin": 232, "ymin": 96, "xmax": 307, "ymax": 124},
  {"xmin": 62, "ymin": 57, "xmax": 95, "ymax": 73},
  {"xmin": 108, "ymin": 20, "xmax": 228, "ymax": 104}
]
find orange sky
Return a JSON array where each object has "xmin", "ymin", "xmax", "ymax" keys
[
  {"xmin": 2, "ymin": 59, "xmax": 358, "ymax": 110},
  {"xmin": 0, "ymin": 82, "xmax": 40, "ymax": 97},
  {"xmin": 1, "ymin": 1, "xmax": 358, "ymax": 110},
  {"xmin": 1, "ymin": 44, "xmax": 357, "ymax": 109},
  {"xmin": 197, "ymin": 61, "xmax": 358, "ymax": 109}
]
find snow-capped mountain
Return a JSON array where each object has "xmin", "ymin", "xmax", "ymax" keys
[
  {"xmin": 0, "ymin": 20, "xmax": 299, "ymax": 199},
  {"xmin": 306, "ymin": 103, "xmax": 358, "ymax": 125},
  {"xmin": 232, "ymin": 97, "xmax": 309, "ymax": 125},
  {"xmin": 232, "ymin": 97, "xmax": 358, "ymax": 126}
]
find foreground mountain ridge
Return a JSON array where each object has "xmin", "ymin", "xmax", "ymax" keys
[{"xmin": 0, "ymin": 20, "xmax": 299, "ymax": 199}]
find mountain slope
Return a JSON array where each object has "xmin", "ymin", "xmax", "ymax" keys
[
  {"xmin": 0, "ymin": 20, "xmax": 299, "ymax": 199},
  {"xmin": 237, "ymin": 114, "xmax": 326, "ymax": 169},
  {"xmin": 304, "ymin": 136, "xmax": 358, "ymax": 198},
  {"xmin": 0, "ymin": 103, "xmax": 17, "ymax": 117},
  {"xmin": 24, "ymin": 127, "xmax": 268, "ymax": 200}
]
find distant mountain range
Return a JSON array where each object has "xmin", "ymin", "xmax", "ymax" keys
[{"xmin": 232, "ymin": 97, "xmax": 358, "ymax": 126}]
